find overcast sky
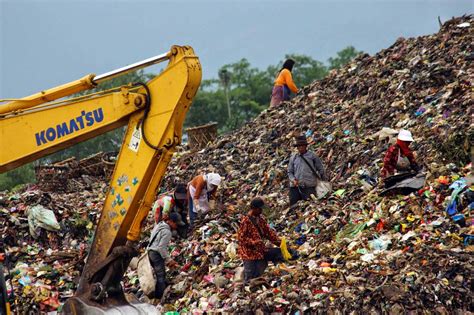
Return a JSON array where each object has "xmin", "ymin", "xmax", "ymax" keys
[{"xmin": 0, "ymin": 0, "xmax": 472, "ymax": 98}]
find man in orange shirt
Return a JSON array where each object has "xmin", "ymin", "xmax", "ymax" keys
[{"xmin": 270, "ymin": 59, "xmax": 299, "ymax": 107}]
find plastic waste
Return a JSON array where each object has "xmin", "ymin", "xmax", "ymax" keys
[
  {"xmin": 280, "ymin": 237, "xmax": 292, "ymax": 261},
  {"xmin": 369, "ymin": 236, "xmax": 392, "ymax": 251},
  {"xmin": 336, "ymin": 222, "xmax": 366, "ymax": 243},
  {"xmin": 225, "ymin": 242, "xmax": 237, "ymax": 260},
  {"xmin": 27, "ymin": 205, "xmax": 60, "ymax": 239}
]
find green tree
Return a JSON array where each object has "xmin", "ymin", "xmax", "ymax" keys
[
  {"xmin": 185, "ymin": 59, "xmax": 273, "ymax": 132},
  {"xmin": 219, "ymin": 59, "xmax": 271, "ymax": 130},
  {"xmin": 328, "ymin": 46, "xmax": 362, "ymax": 70},
  {"xmin": 0, "ymin": 164, "xmax": 36, "ymax": 191},
  {"xmin": 185, "ymin": 81, "xmax": 228, "ymax": 128},
  {"xmin": 218, "ymin": 69, "xmax": 232, "ymax": 119}
]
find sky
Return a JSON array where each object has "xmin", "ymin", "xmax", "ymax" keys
[{"xmin": 0, "ymin": 0, "xmax": 472, "ymax": 98}]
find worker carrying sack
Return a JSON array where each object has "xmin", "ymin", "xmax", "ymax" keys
[
  {"xmin": 299, "ymin": 155, "xmax": 332, "ymax": 199},
  {"xmin": 137, "ymin": 229, "xmax": 161, "ymax": 296}
]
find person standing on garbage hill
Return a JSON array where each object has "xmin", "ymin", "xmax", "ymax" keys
[
  {"xmin": 152, "ymin": 183, "xmax": 189, "ymax": 238},
  {"xmin": 238, "ymin": 197, "xmax": 284, "ymax": 282},
  {"xmin": 380, "ymin": 129, "xmax": 420, "ymax": 178},
  {"xmin": 270, "ymin": 59, "xmax": 299, "ymax": 107},
  {"xmin": 288, "ymin": 135, "xmax": 327, "ymax": 206},
  {"xmin": 147, "ymin": 212, "xmax": 184, "ymax": 300},
  {"xmin": 187, "ymin": 172, "xmax": 222, "ymax": 227}
]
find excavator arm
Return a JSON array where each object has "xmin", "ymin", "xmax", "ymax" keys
[{"xmin": 0, "ymin": 46, "xmax": 201, "ymax": 314}]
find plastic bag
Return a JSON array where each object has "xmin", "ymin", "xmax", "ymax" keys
[
  {"xmin": 225, "ymin": 242, "xmax": 237, "ymax": 260},
  {"xmin": 137, "ymin": 252, "xmax": 155, "ymax": 297},
  {"xmin": 280, "ymin": 237, "xmax": 292, "ymax": 261},
  {"xmin": 189, "ymin": 185, "xmax": 210, "ymax": 213},
  {"xmin": 368, "ymin": 236, "xmax": 392, "ymax": 251},
  {"xmin": 316, "ymin": 181, "xmax": 332, "ymax": 199},
  {"xmin": 335, "ymin": 222, "xmax": 366, "ymax": 243},
  {"xmin": 27, "ymin": 205, "xmax": 60, "ymax": 239}
]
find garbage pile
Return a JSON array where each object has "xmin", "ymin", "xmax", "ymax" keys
[
  {"xmin": 0, "ymin": 15, "xmax": 472, "ymax": 314},
  {"xmin": 153, "ymin": 15, "xmax": 473, "ymax": 313},
  {"xmin": 0, "ymin": 182, "xmax": 106, "ymax": 313}
]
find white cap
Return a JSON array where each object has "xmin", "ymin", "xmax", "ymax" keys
[
  {"xmin": 398, "ymin": 129, "xmax": 414, "ymax": 142},
  {"xmin": 206, "ymin": 173, "xmax": 222, "ymax": 186}
]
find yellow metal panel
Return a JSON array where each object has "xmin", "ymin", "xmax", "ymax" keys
[
  {"xmin": 0, "ymin": 74, "xmax": 96, "ymax": 115},
  {"xmin": 77, "ymin": 46, "xmax": 201, "ymax": 294},
  {"xmin": 0, "ymin": 92, "xmax": 142, "ymax": 172}
]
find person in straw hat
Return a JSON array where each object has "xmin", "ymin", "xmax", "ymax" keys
[{"xmin": 288, "ymin": 135, "xmax": 327, "ymax": 206}]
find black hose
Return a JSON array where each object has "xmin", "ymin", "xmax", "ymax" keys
[{"xmin": 131, "ymin": 83, "xmax": 163, "ymax": 151}]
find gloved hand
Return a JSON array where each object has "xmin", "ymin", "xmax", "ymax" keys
[{"xmin": 288, "ymin": 248, "xmax": 299, "ymax": 260}]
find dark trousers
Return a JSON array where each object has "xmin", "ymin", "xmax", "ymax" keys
[
  {"xmin": 148, "ymin": 250, "xmax": 166, "ymax": 299},
  {"xmin": 177, "ymin": 209, "xmax": 189, "ymax": 239},
  {"xmin": 243, "ymin": 247, "xmax": 284, "ymax": 283},
  {"xmin": 289, "ymin": 186, "xmax": 316, "ymax": 206},
  {"xmin": 188, "ymin": 196, "xmax": 197, "ymax": 227}
]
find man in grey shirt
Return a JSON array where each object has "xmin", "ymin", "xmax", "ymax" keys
[
  {"xmin": 147, "ymin": 212, "xmax": 184, "ymax": 299},
  {"xmin": 288, "ymin": 135, "xmax": 327, "ymax": 206}
]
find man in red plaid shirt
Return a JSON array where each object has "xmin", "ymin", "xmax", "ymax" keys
[{"xmin": 237, "ymin": 197, "xmax": 283, "ymax": 282}]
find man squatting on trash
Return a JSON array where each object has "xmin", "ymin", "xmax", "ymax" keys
[
  {"xmin": 151, "ymin": 183, "xmax": 189, "ymax": 238},
  {"xmin": 237, "ymin": 197, "xmax": 285, "ymax": 282},
  {"xmin": 380, "ymin": 129, "xmax": 420, "ymax": 178}
]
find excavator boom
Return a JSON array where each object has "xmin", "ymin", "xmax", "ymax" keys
[{"xmin": 0, "ymin": 46, "xmax": 202, "ymax": 314}]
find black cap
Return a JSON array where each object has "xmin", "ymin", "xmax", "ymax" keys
[
  {"xmin": 294, "ymin": 135, "xmax": 308, "ymax": 147},
  {"xmin": 174, "ymin": 183, "xmax": 187, "ymax": 200},
  {"xmin": 169, "ymin": 212, "xmax": 186, "ymax": 226},
  {"xmin": 175, "ymin": 183, "xmax": 187, "ymax": 194},
  {"xmin": 250, "ymin": 197, "xmax": 265, "ymax": 209}
]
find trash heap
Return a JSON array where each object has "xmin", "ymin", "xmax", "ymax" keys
[
  {"xmin": 152, "ymin": 15, "xmax": 473, "ymax": 313},
  {"xmin": 0, "ymin": 174, "xmax": 107, "ymax": 313},
  {"xmin": 0, "ymin": 15, "xmax": 472, "ymax": 314}
]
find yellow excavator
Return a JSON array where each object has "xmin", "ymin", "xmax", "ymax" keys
[{"xmin": 0, "ymin": 45, "xmax": 201, "ymax": 314}]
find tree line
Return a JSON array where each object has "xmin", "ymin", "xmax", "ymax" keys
[
  {"xmin": 186, "ymin": 46, "xmax": 361, "ymax": 132},
  {"xmin": 0, "ymin": 46, "xmax": 361, "ymax": 190}
]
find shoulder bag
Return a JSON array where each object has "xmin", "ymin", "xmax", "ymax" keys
[{"xmin": 299, "ymin": 154, "xmax": 332, "ymax": 199}]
